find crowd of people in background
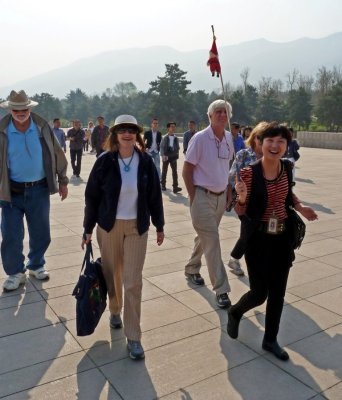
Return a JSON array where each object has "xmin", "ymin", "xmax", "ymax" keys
[{"xmin": 1, "ymin": 89, "xmax": 316, "ymax": 363}]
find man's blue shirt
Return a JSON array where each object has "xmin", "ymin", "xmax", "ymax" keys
[
  {"xmin": 53, "ymin": 127, "xmax": 66, "ymax": 151},
  {"xmin": 233, "ymin": 134, "xmax": 246, "ymax": 154},
  {"xmin": 7, "ymin": 118, "xmax": 45, "ymax": 182}
]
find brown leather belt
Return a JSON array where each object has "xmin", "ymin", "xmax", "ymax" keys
[{"xmin": 196, "ymin": 185, "xmax": 225, "ymax": 196}]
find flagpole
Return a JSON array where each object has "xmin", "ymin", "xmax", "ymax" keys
[{"xmin": 211, "ymin": 25, "xmax": 231, "ymax": 132}]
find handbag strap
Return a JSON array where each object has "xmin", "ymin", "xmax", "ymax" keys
[{"xmin": 80, "ymin": 242, "xmax": 94, "ymax": 274}]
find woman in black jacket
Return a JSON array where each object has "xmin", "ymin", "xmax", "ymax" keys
[
  {"xmin": 227, "ymin": 122, "xmax": 317, "ymax": 361},
  {"xmin": 82, "ymin": 115, "xmax": 164, "ymax": 360}
]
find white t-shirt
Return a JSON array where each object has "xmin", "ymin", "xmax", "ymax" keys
[
  {"xmin": 116, "ymin": 152, "xmax": 139, "ymax": 219},
  {"xmin": 168, "ymin": 135, "xmax": 175, "ymax": 148},
  {"xmin": 150, "ymin": 131, "xmax": 158, "ymax": 152}
]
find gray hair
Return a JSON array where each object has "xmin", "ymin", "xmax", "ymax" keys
[{"xmin": 207, "ymin": 99, "xmax": 233, "ymax": 121}]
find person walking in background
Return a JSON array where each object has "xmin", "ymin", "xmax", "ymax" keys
[
  {"xmin": 144, "ymin": 118, "xmax": 162, "ymax": 178},
  {"xmin": 160, "ymin": 122, "xmax": 182, "ymax": 193},
  {"xmin": 227, "ymin": 122, "xmax": 317, "ymax": 361},
  {"xmin": 284, "ymin": 127, "xmax": 300, "ymax": 184},
  {"xmin": 0, "ymin": 90, "xmax": 68, "ymax": 292},
  {"xmin": 242, "ymin": 126, "xmax": 253, "ymax": 141},
  {"xmin": 52, "ymin": 118, "xmax": 66, "ymax": 152},
  {"xmin": 182, "ymin": 100, "xmax": 234, "ymax": 308},
  {"xmin": 231, "ymin": 122, "xmax": 245, "ymax": 153},
  {"xmin": 82, "ymin": 114, "xmax": 164, "ymax": 360},
  {"xmin": 67, "ymin": 119, "xmax": 85, "ymax": 178},
  {"xmin": 183, "ymin": 120, "xmax": 197, "ymax": 154},
  {"xmin": 92, "ymin": 116, "xmax": 109, "ymax": 157},
  {"xmin": 227, "ymin": 122, "xmax": 265, "ymax": 276},
  {"xmin": 83, "ymin": 120, "xmax": 93, "ymax": 153}
]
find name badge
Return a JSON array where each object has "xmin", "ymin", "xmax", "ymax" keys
[{"xmin": 267, "ymin": 215, "xmax": 279, "ymax": 234}]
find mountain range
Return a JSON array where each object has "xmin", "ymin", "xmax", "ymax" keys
[{"xmin": 1, "ymin": 32, "xmax": 341, "ymax": 98}]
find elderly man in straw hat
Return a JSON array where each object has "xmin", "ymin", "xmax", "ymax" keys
[{"xmin": 0, "ymin": 90, "xmax": 69, "ymax": 292}]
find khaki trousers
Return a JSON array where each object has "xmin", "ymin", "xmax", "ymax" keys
[
  {"xmin": 185, "ymin": 187, "xmax": 230, "ymax": 294},
  {"xmin": 97, "ymin": 220, "xmax": 148, "ymax": 341}
]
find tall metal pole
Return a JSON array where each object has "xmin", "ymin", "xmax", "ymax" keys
[{"xmin": 211, "ymin": 25, "xmax": 231, "ymax": 132}]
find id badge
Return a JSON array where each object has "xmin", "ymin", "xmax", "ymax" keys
[{"xmin": 267, "ymin": 215, "xmax": 279, "ymax": 234}]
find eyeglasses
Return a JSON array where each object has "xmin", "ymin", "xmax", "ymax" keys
[
  {"xmin": 117, "ymin": 127, "xmax": 138, "ymax": 134},
  {"xmin": 12, "ymin": 109, "xmax": 29, "ymax": 113},
  {"xmin": 215, "ymin": 137, "xmax": 231, "ymax": 159}
]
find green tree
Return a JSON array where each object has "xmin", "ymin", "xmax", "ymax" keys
[
  {"xmin": 316, "ymin": 82, "xmax": 342, "ymax": 131},
  {"xmin": 244, "ymin": 84, "xmax": 258, "ymax": 125},
  {"xmin": 113, "ymin": 82, "xmax": 137, "ymax": 98},
  {"xmin": 229, "ymin": 89, "xmax": 248, "ymax": 124},
  {"xmin": 148, "ymin": 63, "xmax": 191, "ymax": 126},
  {"xmin": 188, "ymin": 90, "xmax": 209, "ymax": 128},
  {"xmin": 255, "ymin": 88, "xmax": 283, "ymax": 122},
  {"xmin": 64, "ymin": 89, "xmax": 90, "ymax": 124},
  {"xmin": 286, "ymin": 88, "xmax": 312, "ymax": 129},
  {"xmin": 31, "ymin": 93, "xmax": 62, "ymax": 122},
  {"xmin": 88, "ymin": 94, "xmax": 104, "ymax": 122}
]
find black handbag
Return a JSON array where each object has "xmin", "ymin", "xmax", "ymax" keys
[
  {"xmin": 72, "ymin": 242, "xmax": 107, "ymax": 336},
  {"xmin": 288, "ymin": 208, "xmax": 306, "ymax": 249}
]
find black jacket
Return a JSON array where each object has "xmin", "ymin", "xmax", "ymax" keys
[
  {"xmin": 67, "ymin": 128, "xmax": 85, "ymax": 151},
  {"xmin": 144, "ymin": 130, "xmax": 162, "ymax": 152},
  {"xmin": 92, "ymin": 125, "xmax": 109, "ymax": 153},
  {"xmin": 83, "ymin": 149, "xmax": 164, "ymax": 235},
  {"xmin": 235, "ymin": 159, "xmax": 295, "ymax": 259}
]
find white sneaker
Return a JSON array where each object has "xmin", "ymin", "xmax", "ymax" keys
[
  {"xmin": 29, "ymin": 267, "xmax": 50, "ymax": 280},
  {"xmin": 228, "ymin": 258, "xmax": 245, "ymax": 276},
  {"xmin": 3, "ymin": 273, "xmax": 27, "ymax": 292}
]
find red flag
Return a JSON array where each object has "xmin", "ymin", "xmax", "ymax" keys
[{"xmin": 207, "ymin": 37, "xmax": 221, "ymax": 78}]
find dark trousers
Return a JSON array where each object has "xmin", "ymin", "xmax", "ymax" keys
[
  {"xmin": 230, "ymin": 230, "xmax": 291, "ymax": 342},
  {"xmin": 230, "ymin": 237, "xmax": 245, "ymax": 259},
  {"xmin": 161, "ymin": 159, "xmax": 178, "ymax": 188},
  {"xmin": 70, "ymin": 149, "xmax": 83, "ymax": 176},
  {"xmin": 83, "ymin": 140, "xmax": 89, "ymax": 152}
]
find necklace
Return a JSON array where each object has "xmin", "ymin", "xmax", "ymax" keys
[{"xmin": 119, "ymin": 151, "xmax": 134, "ymax": 172}]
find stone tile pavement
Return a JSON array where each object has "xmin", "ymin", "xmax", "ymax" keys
[{"xmin": 0, "ymin": 147, "xmax": 341, "ymax": 399}]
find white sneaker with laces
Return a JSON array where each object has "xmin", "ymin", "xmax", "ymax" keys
[
  {"xmin": 29, "ymin": 267, "xmax": 50, "ymax": 280},
  {"xmin": 3, "ymin": 273, "xmax": 27, "ymax": 292},
  {"xmin": 228, "ymin": 258, "xmax": 245, "ymax": 276}
]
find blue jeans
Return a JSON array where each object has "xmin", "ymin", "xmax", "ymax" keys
[
  {"xmin": 149, "ymin": 151, "xmax": 161, "ymax": 179},
  {"xmin": 0, "ymin": 182, "xmax": 51, "ymax": 275}
]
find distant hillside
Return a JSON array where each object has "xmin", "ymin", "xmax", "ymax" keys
[{"xmin": 1, "ymin": 33, "xmax": 341, "ymax": 98}]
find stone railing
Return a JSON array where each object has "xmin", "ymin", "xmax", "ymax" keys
[{"xmin": 297, "ymin": 131, "xmax": 342, "ymax": 150}]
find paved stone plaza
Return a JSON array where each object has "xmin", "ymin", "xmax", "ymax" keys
[{"xmin": 0, "ymin": 146, "xmax": 341, "ymax": 399}]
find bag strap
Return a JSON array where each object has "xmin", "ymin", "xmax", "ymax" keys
[
  {"xmin": 80, "ymin": 242, "xmax": 94, "ymax": 274},
  {"xmin": 282, "ymin": 159, "xmax": 295, "ymax": 209}
]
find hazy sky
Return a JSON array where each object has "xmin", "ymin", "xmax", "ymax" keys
[{"xmin": 1, "ymin": 0, "xmax": 341, "ymax": 89}]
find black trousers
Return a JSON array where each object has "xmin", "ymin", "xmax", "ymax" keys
[
  {"xmin": 161, "ymin": 159, "xmax": 178, "ymax": 187},
  {"xmin": 230, "ymin": 237, "xmax": 245, "ymax": 259},
  {"xmin": 70, "ymin": 149, "xmax": 83, "ymax": 176},
  {"xmin": 230, "ymin": 229, "xmax": 292, "ymax": 342},
  {"xmin": 83, "ymin": 139, "xmax": 89, "ymax": 152}
]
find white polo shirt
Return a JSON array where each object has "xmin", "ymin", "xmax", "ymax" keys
[{"xmin": 185, "ymin": 125, "xmax": 234, "ymax": 193}]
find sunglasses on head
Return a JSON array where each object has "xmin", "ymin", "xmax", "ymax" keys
[{"xmin": 116, "ymin": 127, "xmax": 138, "ymax": 134}]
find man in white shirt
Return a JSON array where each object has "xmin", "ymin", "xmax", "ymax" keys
[
  {"xmin": 160, "ymin": 122, "xmax": 182, "ymax": 193},
  {"xmin": 182, "ymin": 100, "xmax": 234, "ymax": 308}
]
